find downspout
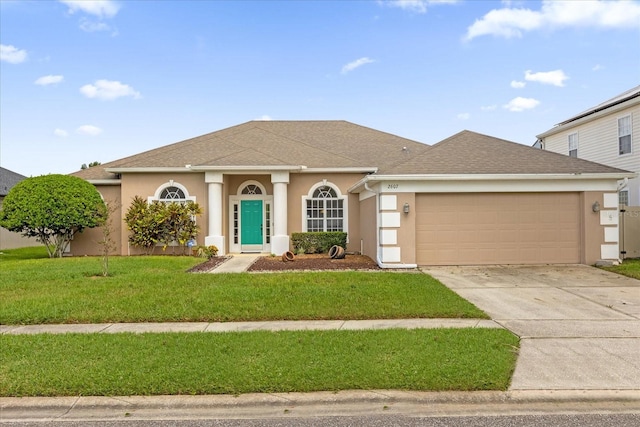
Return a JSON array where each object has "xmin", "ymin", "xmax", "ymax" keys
[
  {"xmin": 618, "ymin": 178, "xmax": 629, "ymax": 260},
  {"xmin": 364, "ymin": 180, "xmax": 417, "ymax": 269}
]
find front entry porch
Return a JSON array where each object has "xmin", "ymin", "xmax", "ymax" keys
[{"xmin": 205, "ymin": 172, "xmax": 290, "ymax": 256}]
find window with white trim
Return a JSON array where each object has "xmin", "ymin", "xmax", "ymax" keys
[
  {"xmin": 618, "ymin": 115, "xmax": 632, "ymax": 155},
  {"xmin": 149, "ymin": 181, "xmax": 195, "ymax": 204},
  {"xmin": 619, "ymin": 190, "xmax": 629, "ymax": 207},
  {"xmin": 159, "ymin": 186, "xmax": 186, "ymax": 202},
  {"xmin": 568, "ymin": 133, "xmax": 578, "ymax": 158},
  {"xmin": 304, "ymin": 184, "xmax": 345, "ymax": 232}
]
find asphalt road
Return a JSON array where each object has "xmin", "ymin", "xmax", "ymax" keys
[{"xmin": 3, "ymin": 414, "xmax": 640, "ymax": 427}]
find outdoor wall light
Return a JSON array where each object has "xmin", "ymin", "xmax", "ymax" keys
[
  {"xmin": 592, "ymin": 201, "xmax": 601, "ymax": 213},
  {"xmin": 403, "ymin": 202, "xmax": 410, "ymax": 214}
]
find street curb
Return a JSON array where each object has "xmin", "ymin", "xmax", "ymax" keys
[{"xmin": 2, "ymin": 390, "xmax": 639, "ymax": 421}]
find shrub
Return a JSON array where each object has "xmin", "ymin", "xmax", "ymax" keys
[
  {"xmin": 124, "ymin": 196, "xmax": 202, "ymax": 255},
  {"xmin": 196, "ymin": 245, "xmax": 219, "ymax": 259},
  {"xmin": 291, "ymin": 232, "xmax": 347, "ymax": 254},
  {"xmin": 0, "ymin": 174, "xmax": 106, "ymax": 258}
]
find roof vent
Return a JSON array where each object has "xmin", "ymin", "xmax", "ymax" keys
[{"xmin": 402, "ymin": 146, "xmax": 408, "ymax": 153}]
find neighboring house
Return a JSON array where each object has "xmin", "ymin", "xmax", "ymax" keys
[
  {"xmin": 537, "ymin": 86, "xmax": 640, "ymax": 258},
  {"xmin": 537, "ymin": 85, "xmax": 640, "ymax": 207},
  {"xmin": 0, "ymin": 167, "xmax": 37, "ymax": 250},
  {"xmin": 72, "ymin": 120, "xmax": 633, "ymax": 266}
]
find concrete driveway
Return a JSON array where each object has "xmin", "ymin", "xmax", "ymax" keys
[{"xmin": 422, "ymin": 265, "xmax": 640, "ymax": 391}]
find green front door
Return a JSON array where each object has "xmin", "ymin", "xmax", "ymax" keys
[{"xmin": 241, "ymin": 200, "xmax": 263, "ymax": 246}]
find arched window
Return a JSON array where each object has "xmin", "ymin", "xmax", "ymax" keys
[
  {"xmin": 241, "ymin": 184, "xmax": 263, "ymax": 195},
  {"xmin": 159, "ymin": 186, "xmax": 186, "ymax": 202},
  {"xmin": 304, "ymin": 182, "xmax": 346, "ymax": 232},
  {"xmin": 149, "ymin": 181, "xmax": 195, "ymax": 204}
]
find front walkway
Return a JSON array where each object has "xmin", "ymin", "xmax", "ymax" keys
[{"xmin": 208, "ymin": 253, "xmax": 260, "ymax": 273}]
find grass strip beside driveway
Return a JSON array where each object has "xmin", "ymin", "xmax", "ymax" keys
[
  {"xmin": 0, "ymin": 256, "xmax": 486, "ymax": 324},
  {"xmin": 0, "ymin": 329, "xmax": 518, "ymax": 396},
  {"xmin": 601, "ymin": 258, "xmax": 640, "ymax": 280}
]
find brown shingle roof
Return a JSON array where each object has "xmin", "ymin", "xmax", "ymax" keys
[
  {"xmin": 72, "ymin": 120, "xmax": 430, "ymax": 180},
  {"xmin": 381, "ymin": 130, "xmax": 629, "ymax": 175}
]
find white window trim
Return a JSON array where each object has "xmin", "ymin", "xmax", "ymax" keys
[
  {"xmin": 147, "ymin": 181, "xmax": 197, "ymax": 247},
  {"xmin": 568, "ymin": 132, "xmax": 578, "ymax": 158},
  {"xmin": 301, "ymin": 181, "xmax": 348, "ymax": 236},
  {"xmin": 619, "ymin": 190, "xmax": 629, "ymax": 207},
  {"xmin": 236, "ymin": 180, "xmax": 267, "ymax": 196},
  {"xmin": 228, "ymin": 180, "xmax": 272, "ymax": 253},
  {"xmin": 148, "ymin": 181, "xmax": 196, "ymax": 203},
  {"xmin": 617, "ymin": 114, "xmax": 632, "ymax": 156}
]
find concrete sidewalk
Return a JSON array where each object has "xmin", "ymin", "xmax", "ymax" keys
[{"xmin": 0, "ymin": 318, "xmax": 500, "ymax": 335}]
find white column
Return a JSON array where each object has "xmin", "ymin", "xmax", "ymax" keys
[
  {"xmin": 205, "ymin": 172, "xmax": 225, "ymax": 255},
  {"xmin": 271, "ymin": 171, "xmax": 290, "ymax": 255}
]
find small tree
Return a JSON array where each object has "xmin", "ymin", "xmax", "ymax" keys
[
  {"xmin": 0, "ymin": 174, "xmax": 106, "ymax": 258},
  {"xmin": 97, "ymin": 200, "xmax": 119, "ymax": 276}
]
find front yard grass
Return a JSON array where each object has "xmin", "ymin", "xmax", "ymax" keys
[
  {"xmin": 0, "ymin": 250, "xmax": 486, "ymax": 324},
  {"xmin": 600, "ymin": 258, "xmax": 640, "ymax": 280},
  {"xmin": 0, "ymin": 328, "xmax": 518, "ymax": 396},
  {"xmin": 0, "ymin": 247, "xmax": 516, "ymax": 397}
]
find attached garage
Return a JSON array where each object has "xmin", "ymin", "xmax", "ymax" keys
[{"xmin": 415, "ymin": 192, "xmax": 581, "ymax": 265}]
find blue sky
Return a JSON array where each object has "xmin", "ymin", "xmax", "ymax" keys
[{"xmin": 1, "ymin": 0, "xmax": 639, "ymax": 177}]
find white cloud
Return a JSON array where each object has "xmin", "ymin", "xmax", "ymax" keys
[
  {"xmin": 457, "ymin": 113, "xmax": 470, "ymax": 120},
  {"xmin": 256, "ymin": 115, "xmax": 273, "ymax": 121},
  {"xmin": 592, "ymin": 64, "xmax": 604, "ymax": 71},
  {"xmin": 0, "ymin": 44, "xmax": 27, "ymax": 64},
  {"xmin": 481, "ymin": 105, "xmax": 497, "ymax": 111},
  {"xmin": 341, "ymin": 57, "xmax": 375, "ymax": 74},
  {"xmin": 80, "ymin": 79, "xmax": 141, "ymax": 100},
  {"xmin": 54, "ymin": 128, "xmax": 69, "ymax": 137},
  {"xmin": 465, "ymin": 0, "xmax": 640, "ymax": 41},
  {"xmin": 76, "ymin": 125, "xmax": 103, "ymax": 136},
  {"xmin": 59, "ymin": 0, "xmax": 120, "ymax": 18},
  {"xmin": 510, "ymin": 80, "xmax": 526, "ymax": 88},
  {"xmin": 34, "ymin": 75, "xmax": 64, "ymax": 86},
  {"xmin": 525, "ymin": 69, "xmax": 568, "ymax": 87},
  {"xmin": 79, "ymin": 18, "xmax": 112, "ymax": 33},
  {"xmin": 503, "ymin": 97, "xmax": 540, "ymax": 112},
  {"xmin": 380, "ymin": 0, "xmax": 458, "ymax": 14}
]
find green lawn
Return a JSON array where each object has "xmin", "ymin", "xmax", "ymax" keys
[
  {"xmin": 0, "ymin": 328, "xmax": 518, "ymax": 396},
  {"xmin": 0, "ymin": 248, "xmax": 487, "ymax": 324},
  {"xmin": 601, "ymin": 258, "xmax": 640, "ymax": 280},
  {"xmin": 0, "ymin": 247, "xmax": 516, "ymax": 397}
]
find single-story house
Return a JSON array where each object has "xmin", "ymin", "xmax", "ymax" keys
[{"xmin": 72, "ymin": 121, "xmax": 634, "ymax": 266}]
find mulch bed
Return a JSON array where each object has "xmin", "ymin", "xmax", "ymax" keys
[
  {"xmin": 247, "ymin": 253, "xmax": 380, "ymax": 272},
  {"xmin": 187, "ymin": 253, "xmax": 381, "ymax": 273},
  {"xmin": 187, "ymin": 256, "xmax": 232, "ymax": 273}
]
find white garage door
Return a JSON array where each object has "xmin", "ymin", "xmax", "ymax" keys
[{"xmin": 416, "ymin": 193, "xmax": 581, "ymax": 265}]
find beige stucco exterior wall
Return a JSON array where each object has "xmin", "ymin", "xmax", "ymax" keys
[
  {"xmin": 396, "ymin": 193, "xmax": 416, "ymax": 265},
  {"xmin": 70, "ymin": 185, "xmax": 123, "ymax": 256},
  {"xmin": 581, "ymin": 192, "xmax": 604, "ymax": 264},
  {"xmin": 119, "ymin": 173, "xmax": 207, "ymax": 255},
  {"xmin": 359, "ymin": 195, "xmax": 377, "ymax": 259},
  {"xmin": 286, "ymin": 173, "xmax": 365, "ymax": 253}
]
